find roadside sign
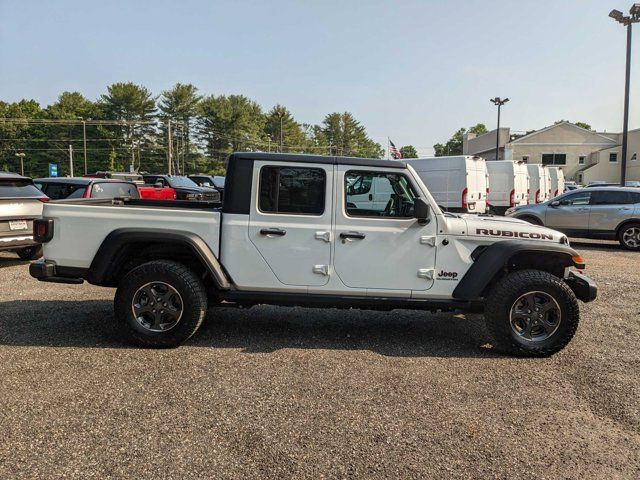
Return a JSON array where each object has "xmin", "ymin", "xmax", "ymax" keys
[{"xmin": 49, "ymin": 163, "xmax": 58, "ymax": 177}]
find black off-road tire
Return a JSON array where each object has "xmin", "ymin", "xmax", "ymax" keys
[
  {"xmin": 114, "ymin": 260, "xmax": 207, "ymax": 348},
  {"xmin": 617, "ymin": 222, "xmax": 640, "ymax": 251},
  {"xmin": 17, "ymin": 245, "xmax": 43, "ymax": 260},
  {"xmin": 484, "ymin": 269, "xmax": 580, "ymax": 357}
]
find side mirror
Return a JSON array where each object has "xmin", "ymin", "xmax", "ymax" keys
[
  {"xmin": 414, "ymin": 198, "xmax": 430, "ymax": 224},
  {"xmin": 550, "ymin": 200, "xmax": 561, "ymax": 207},
  {"xmin": 154, "ymin": 181, "xmax": 163, "ymax": 188}
]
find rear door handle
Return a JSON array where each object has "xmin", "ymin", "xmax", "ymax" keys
[
  {"xmin": 340, "ymin": 231, "xmax": 366, "ymax": 240},
  {"xmin": 260, "ymin": 228, "xmax": 286, "ymax": 236},
  {"xmin": 368, "ymin": 194, "xmax": 373, "ymax": 201}
]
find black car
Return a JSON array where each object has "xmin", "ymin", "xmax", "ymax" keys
[
  {"xmin": 34, "ymin": 177, "xmax": 140, "ymax": 200},
  {"xmin": 143, "ymin": 175, "xmax": 221, "ymax": 202},
  {"xmin": 188, "ymin": 175, "xmax": 225, "ymax": 200}
]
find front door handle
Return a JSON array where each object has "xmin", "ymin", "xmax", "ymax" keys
[
  {"xmin": 260, "ymin": 228, "xmax": 286, "ymax": 236},
  {"xmin": 340, "ymin": 231, "xmax": 366, "ymax": 240}
]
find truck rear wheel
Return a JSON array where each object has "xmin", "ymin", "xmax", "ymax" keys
[
  {"xmin": 484, "ymin": 269, "xmax": 579, "ymax": 357},
  {"xmin": 17, "ymin": 245, "xmax": 43, "ymax": 260},
  {"xmin": 114, "ymin": 260, "xmax": 207, "ymax": 348}
]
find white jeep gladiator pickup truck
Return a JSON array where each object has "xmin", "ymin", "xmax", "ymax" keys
[{"xmin": 30, "ymin": 153, "xmax": 597, "ymax": 356}]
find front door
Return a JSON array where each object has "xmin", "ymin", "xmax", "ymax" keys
[
  {"xmin": 545, "ymin": 190, "xmax": 592, "ymax": 233},
  {"xmin": 248, "ymin": 161, "xmax": 333, "ymax": 287},
  {"xmin": 333, "ymin": 166, "xmax": 437, "ymax": 293}
]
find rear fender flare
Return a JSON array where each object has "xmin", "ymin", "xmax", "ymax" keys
[{"xmin": 87, "ymin": 228, "xmax": 231, "ymax": 290}]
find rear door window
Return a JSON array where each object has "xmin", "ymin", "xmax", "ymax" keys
[
  {"xmin": 591, "ymin": 190, "xmax": 633, "ymax": 205},
  {"xmin": 259, "ymin": 166, "xmax": 325, "ymax": 215},
  {"xmin": 0, "ymin": 181, "xmax": 44, "ymax": 198},
  {"xmin": 90, "ymin": 182, "xmax": 140, "ymax": 199}
]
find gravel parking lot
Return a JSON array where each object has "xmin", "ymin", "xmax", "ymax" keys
[{"xmin": 0, "ymin": 241, "xmax": 638, "ymax": 479}]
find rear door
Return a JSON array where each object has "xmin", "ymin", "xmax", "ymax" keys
[
  {"xmin": 589, "ymin": 190, "xmax": 635, "ymax": 233},
  {"xmin": 248, "ymin": 161, "xmax": 333, "ymax": 287},
  {"xmin": 466, "ymin": 159, "xmax": 486, "ymax": 212},
  {"xmin": 545, "ymin": 190, "xmax": 592, "ymax": 232}
]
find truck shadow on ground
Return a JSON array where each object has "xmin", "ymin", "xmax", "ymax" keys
[
  {"xmin": 0, "ymin": 300, "xmax": 499, "ymax": 358},
  {"xmin": 0, "ymin": 257, "xmax": 29, "ymax": 269}
]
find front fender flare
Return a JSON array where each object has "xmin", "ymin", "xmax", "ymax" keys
[{"xmin": 452, "ymin": 240, "xmax": 581, "ymax": 301}]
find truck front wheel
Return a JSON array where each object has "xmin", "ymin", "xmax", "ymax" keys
[
  {"xmin": 114, "ymin": 260, "xmax": 208, "ymax": 348},
  {"xmin": 484, "ymin": 269, "xmax": 579, "ymax": 357}
]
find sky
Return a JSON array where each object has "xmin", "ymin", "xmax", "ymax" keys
[{"xmin": 1, "ymin": 0, "xmax": 638, "ymax": 156}]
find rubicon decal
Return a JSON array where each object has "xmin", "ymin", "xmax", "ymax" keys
[
  {"xmin": 437, "ymin": 270, "xmax": 458, "ymax": 281},
  {"xmin": 475, "ymin": 228, "xmax": 553, "ymax": 240}
]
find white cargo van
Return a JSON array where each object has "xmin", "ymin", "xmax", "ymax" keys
[
  {"xmin": 406, "ymin": 156, "xmax": 488, "ymax": 213},
  {"xmin": 547, "ymin": 167, "xmax": 565, "ymax": 198},
  {"xmin": 526, "ymin": 164, "xmax": 550, "ymax": 204},
  {"xmin": 486, "ymin": 160, "xmax": 529, "ymax": 215}
]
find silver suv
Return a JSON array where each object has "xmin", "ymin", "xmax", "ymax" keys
[
  {"xmin": 506, "ymin": 187, "xmax": 640, "ymax": 250},
  {"xmin": 0, "ymin": 172, "xmax": 48, "ymax": 260}
]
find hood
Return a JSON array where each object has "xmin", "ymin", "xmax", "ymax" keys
[{"xmin": 460, "ymin": 214, "xmax": 564, "ymax": 243}]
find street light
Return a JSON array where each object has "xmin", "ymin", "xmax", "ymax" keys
[
  {"xmin": 609, "ymin": 4, "xmax": 640, "ymax": 185},
  {"xmin": 490, "ymin": 97, "xmax": 509, "ymax": 160},
  {"xmin": 15, "ymin": 152, "xmax": 25, "ymax": 176}
]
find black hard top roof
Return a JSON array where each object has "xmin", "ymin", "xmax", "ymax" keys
[{"xmin": 230, "ymin": 152, "xmax": 406, "ymax": 169}]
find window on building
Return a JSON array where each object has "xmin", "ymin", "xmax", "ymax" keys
[
  {"xmin": 578, "ymin": 156, "xmax": 586, "ymax": 165},
  {"xmin": 631, "ymin": 152, "xmax": 637, "ymax": 161},
  {"xmin": 522, "ymin": 156, "xmax": 529, "ymax": 163},
  {"xmin": 542, "ymin": 153, "xmax": 567, "ymax": 165},
  {"xmin": 259, "ymin": 166, "xmax": 326, "ymax": 215},
  {"xmin": 609, "ymin": 153, "xmax": 618, "ymax": 163}
]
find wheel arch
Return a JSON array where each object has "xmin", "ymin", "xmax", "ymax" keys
[
  {"xmin": 453, "ymin": 240, "xmax": 581, "ymax": 301},
  {"xmin": 615, "ymin": 218, "xmax": 640, "ymax": 237},
  {"xmin": 86, "ymin": 228, "xmax": 231, "ymax": 290}
]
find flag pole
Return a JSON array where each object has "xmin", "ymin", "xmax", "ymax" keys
[{"xmin": 387, "ymin": 137, "xmax": 390, "ymax": 160}]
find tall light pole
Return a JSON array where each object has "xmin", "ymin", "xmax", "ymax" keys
[
  {"xmin": 15, "ymin": 152, "xmax": 25, "ymax": 176},
  {"xmin": 609, "ymin": 5, "xmax": 640, "ymax": 185},
  {"xmin": 490, "ymin": 97, "xmax": 509, "ymax": 160}
]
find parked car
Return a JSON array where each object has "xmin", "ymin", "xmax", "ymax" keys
[
  {"xmin": 585, "ymin": 182, "xmax": 620, "ymax": 188},
  {"xmin": 564, "ymin": 181, "xmax": 581, "ymax": 191},
  {"xmin": 505, "ymin": 187, "xmax": 640, "ymax": 250},
  {"xmin": 31, "ymin": 152, "xmax": 597, "ymax": 357},
  {"xmin": 188, "ymin": 175, "xmax": 225, "ymax": 200},
  {"xmin": 526, "ymin": 164, "xmax": 551, "ymax": 204},
  {"xmin": 547, "ymin": 167, "xmax": 565, "ymax": 197},
  {"xmin": 142, "ymin": 174, "xmax": 220, "ymax": 202},
  {"xmin": 85, "ymin": 172, "xmax": 175, "ymax": 200},
  {"xmin": 34, "ymin": 178, "xmax": 140, "ymax": 200},
  {"xmin": 625, "ymin": 181, "xmax": 640, "ymax": 188},
  {"xmin": 405, "ymin": 156, "xmax": 488, "ymax": 213},
  {"xmin": 0, "ymin": 172, "xmax": 47, "ymax": 260},
  {"xmin": 485, "ymin": 160, "xmax": 529, "ymax": 215}
]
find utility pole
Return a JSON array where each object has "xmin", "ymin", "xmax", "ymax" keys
[
  {"xmin": 68, "ymin": 145, "xmax": 74, "ymax": 177},
  {"xmin": 167, "ymin": 119, "xmax": 173, "ymax": 175},
  {"xmin": 15, "ymin": 152, "xmax": 25, "ymax": 176},
  {"xmin": 490, "ymin": 97, "xmax": 509, "ymax": 160},
  {"xmin": 609, "ymin": 5, "xmax": 640, "ymax": 185},
  {"xmin": 82, "ymin": 119, "xmax": 88, "ymax": 175},
  {"xmin": 280, "ymin": 115, "xmax": 284, "ymax": 152}
]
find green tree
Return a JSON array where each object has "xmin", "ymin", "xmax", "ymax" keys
[
  {"xmin": 196, "ymin": 94, "xmax": 266, "ymax": 166},
  {"xmin": 100, "ymin": 83, "xmax": 157, "ymax": 170},
  {"xmin": 158, "ymin": 83, "xmax": 202, "ymax": 173},
  {"xmin": 399, "ymin": 145, "xmax": 418, "ymax": 158},
  {"xmin": 433, "ymin": 123, "xmax": 488, "ymax": 157},
  {"xmin": 316, "ymin": 112, "xmax": 383, "ymax": 158},
  {"xmin": 264, "ymin": 104, "xmax": 306, "ymax": 152}
]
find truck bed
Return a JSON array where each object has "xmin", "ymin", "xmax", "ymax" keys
[{"xmin": 41, "ymin": 198, "xmax": 221, "ymax": 269}]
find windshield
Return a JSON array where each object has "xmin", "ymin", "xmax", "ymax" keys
[{"xmin": 169, "ymin": 176, "xmax": 199, "ymax": 188}]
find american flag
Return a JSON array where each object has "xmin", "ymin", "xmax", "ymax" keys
[{"xmin": 389, "ymin": 139, "xmax": 402, "ymax": 159}]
